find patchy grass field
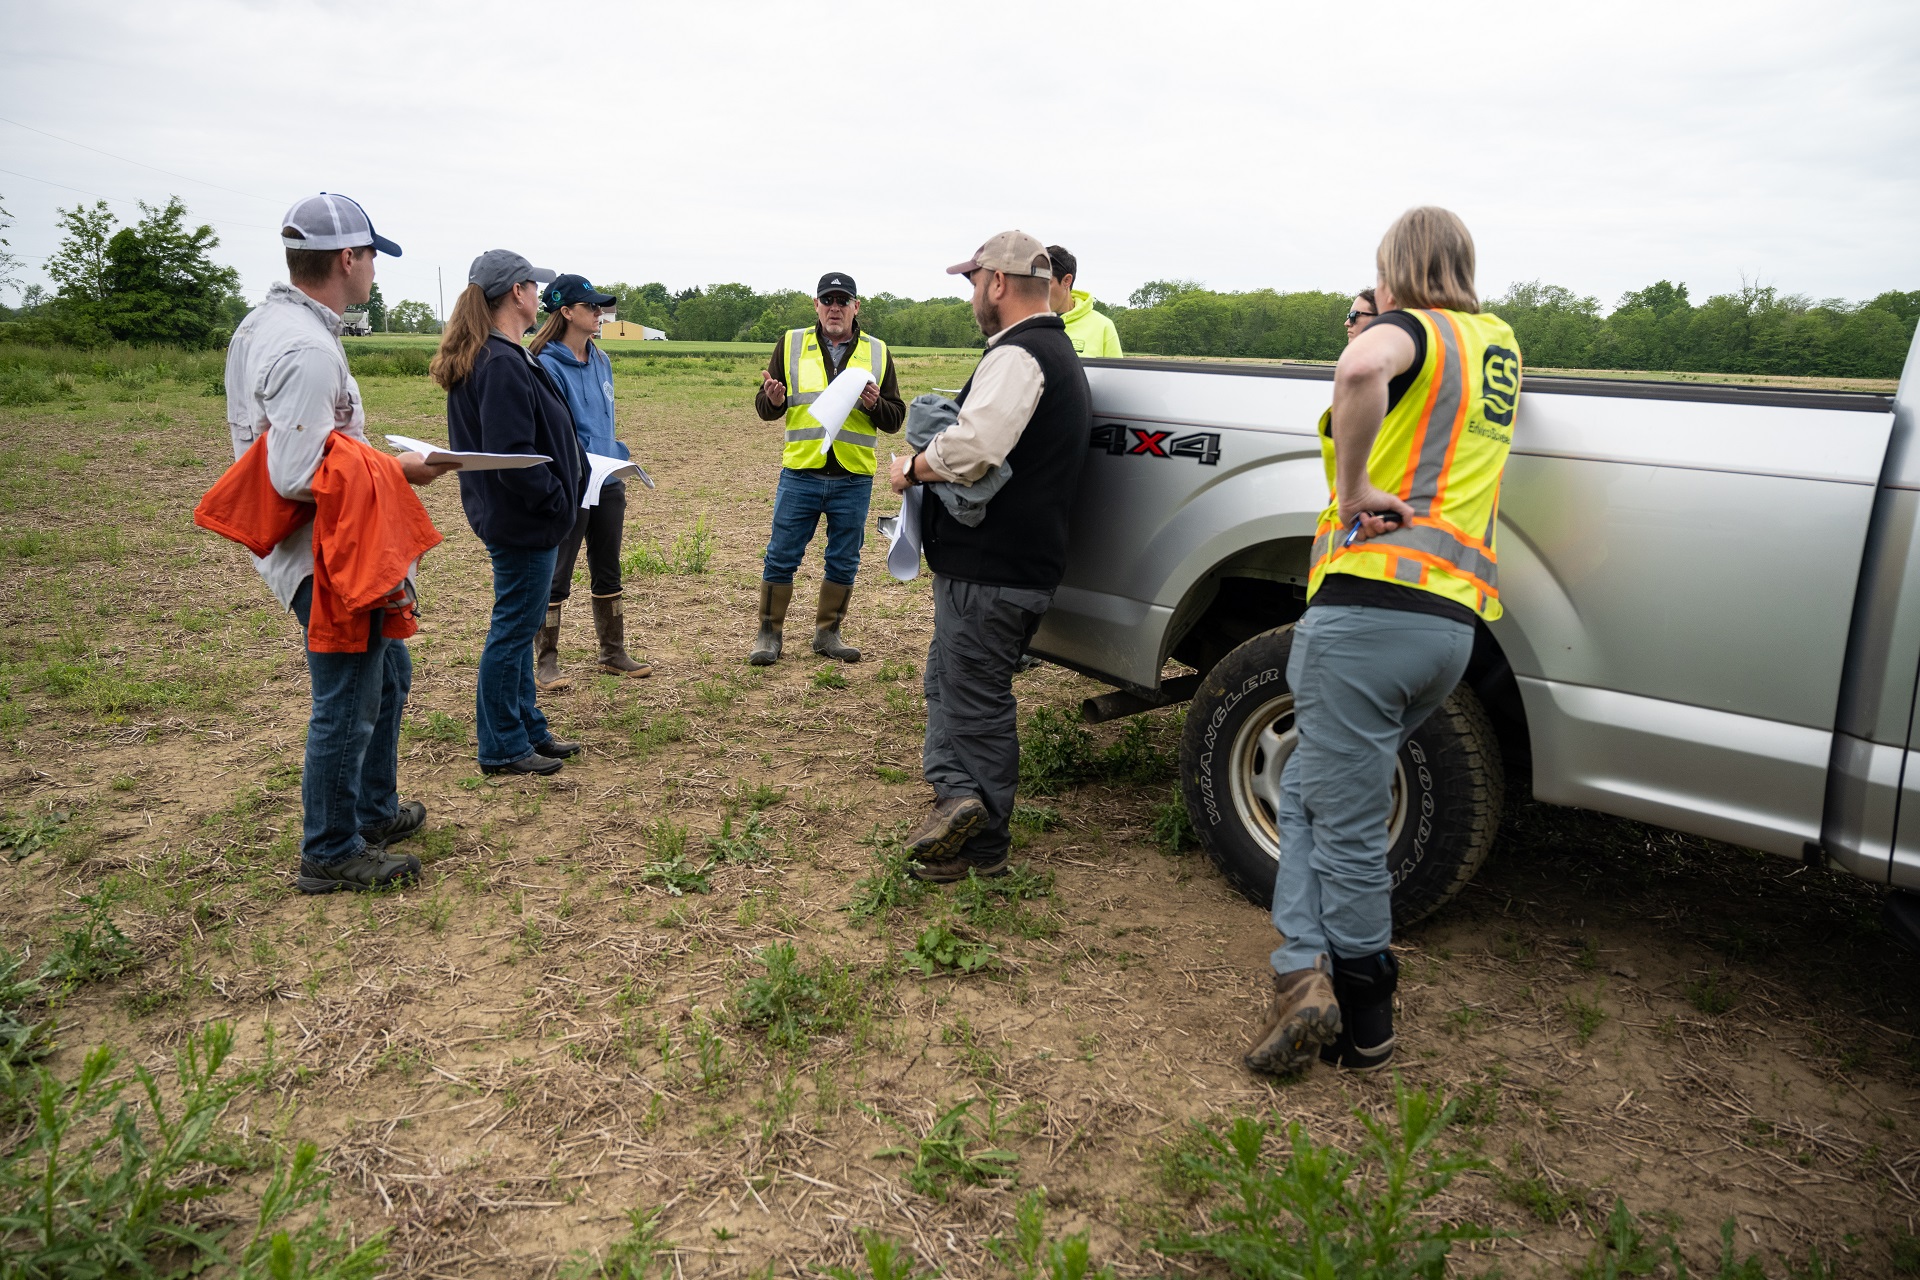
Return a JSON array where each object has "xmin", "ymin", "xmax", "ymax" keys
[{"xmin": 1, "ymin": 342, "xmax": 1917, "ymax": 1278}]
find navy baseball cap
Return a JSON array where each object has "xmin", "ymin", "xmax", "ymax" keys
[
  {"xmin": 816, "ymin": 272, "xmax": 857, "ymax": 300},
  {"xmin": 543, "ymin": 274, "xmax": 618, "ymax": 312}
]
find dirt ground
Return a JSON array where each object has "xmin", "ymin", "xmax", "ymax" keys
[{"xmin": 2, "ymin": 348, "xmax": 1918, "ymax": 1277}]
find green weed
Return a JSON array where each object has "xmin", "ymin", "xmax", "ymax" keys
[
  {"xmin": 1496, "ymin": 1145, "xmax": 1589, "ymax": 1227},
  {"xmin": 874, "ymin": 1097, "xmax": 1018, "ymax": 1199},
  {"xmin": 707, "ymin": 811, "xmax": 773, "ymax": 863},
  {"xmin": 735, "ymin": 943, "xmax": 854, "ymax": 1051},
  {"xmin": 987, "ymin": 1189, "xmax": 1116, "ymax": 1280},
  {"xmin": 817, "ymin": 1233, "xmax": 930, "ymax": 1280},
  {"xmin": 812, "ymin": 666, "xmax": 849, "ymax": 691},
  {"xmin": 1150, "ymin": 795, "xmax": 1196, "ymax": 854},
  {"xmin": 1564, "ymin": 987, "xmax": 1608, "ymax": 1045},
  {"xmin": 1686, "ymin": 970, "xmax": 1737, "ymax": 1016},
  {"xmin": 0, "ymin": 1020, "xmax": 385, "ymax": 1277},
  {"xmin": 560, "ymin": 1204, "xmax": 671, "ymax": 1279},
  {"xmin": 39, "ymin": 889, "xmax": 139, "ymax": 991},
  {"xmin": 902, "ymin": 922, "xmax": 1001, "ymax": 977},
  {"xmin": 874, "ymin": 659, "xmax": 917, "ymax": 684},
  {"xmin": 951, "ymin": 864, "xmax": 1058, "ymax": 939},
  {"xmin": 621, "ymin": 515, "xmax": 714, "ymax": 576},
  {"xmin": 1159, "ymin": 1080, "xmax": 1490, "ymax": 1279},
  {"xmin": 1, "ymin": 810, "xmax": 67, "ymax": 861},
  {"xmin": 845, "ymin": 830, "xmax": 929, "ymax": 923}
]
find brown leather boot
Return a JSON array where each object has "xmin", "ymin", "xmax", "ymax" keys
[
  {"xmin": 534, "ymin": 604, "xmax": 571, "ymax": 693},
  {"xmin": 812, "ymin": 581, "xmax": 861, "ymax": 662},
  {"xmin": 748, "ymin": 581, "xmax": 792, "ymax": 666},
  {"xmin": 1244, "ymin": 956, "xmax": 1342, "ymax": 1077},
  {"xmin": 591, "ymin": 592, "xmax": 652, "ymax": 677}
]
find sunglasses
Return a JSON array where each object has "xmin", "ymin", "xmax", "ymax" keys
[
  {"xmin": 819, "ymin": 294, "xmax": 853, "ymax": 307},
  {"xmin": 1346, "ymin": 309, "xmax": 1376, "ymax": 323}
]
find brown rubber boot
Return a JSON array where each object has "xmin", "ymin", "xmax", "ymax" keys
[
  {"xmin": 748, "ymin": 581, "xmax": 792, "ymax": 666},
  {"xmin": 1244, "ymin": 956, "xmax": 1342, "ymax": 1077},
  {"xmin": 535, "ymin": 604, "xmax": 571, "ymax": 693},
  {"xmin": 812, "ymin": 581, "xmax": 861, "ymax": 662},
  {"xmin": 591, "ymin": 592, "xmax": 652, "ymax": 677}
]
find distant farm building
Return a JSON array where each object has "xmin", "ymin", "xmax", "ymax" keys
[{"xmin": 601, "ymin": 320, "xmax": 667, "ymax": 340}]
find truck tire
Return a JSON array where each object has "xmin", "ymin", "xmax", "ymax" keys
[{"xmin": 1179, "ymin": 623, "xmax": 1504, "ymax": 928}]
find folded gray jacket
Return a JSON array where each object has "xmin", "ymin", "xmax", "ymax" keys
[{"xmin": 904, "ymin": 393, "xmax": 1011, "ymax": 528}]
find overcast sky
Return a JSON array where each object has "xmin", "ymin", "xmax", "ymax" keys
[{"xmin": 2, "ymin": 0, "xmax": 1915, "ymax": 317}]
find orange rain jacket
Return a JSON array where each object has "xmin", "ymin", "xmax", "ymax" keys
[{"xmin": 195, "ymin": 431, "xmax": 442, "ymax": 652}]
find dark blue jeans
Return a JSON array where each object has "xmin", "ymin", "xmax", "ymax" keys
[
  {"xmin": 478, "ymin": 544, "xmax": 557, "ymax": 766},
  {"xmin": 292, "ymin": 578, "xmax": 411, "ymax": 866},
  {"xmin": 762, "ymin": 467, "xmax": 872, "ymax": 586}
]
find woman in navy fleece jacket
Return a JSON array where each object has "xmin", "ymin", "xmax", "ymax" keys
[{"xmin": 430, "ymin": 250, "xmax": 586, "ymax": 776}]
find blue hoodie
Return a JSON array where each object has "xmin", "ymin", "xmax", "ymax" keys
[{"xmin": 536, "ymin": 340, "xmax": 627, "ymax": 477}]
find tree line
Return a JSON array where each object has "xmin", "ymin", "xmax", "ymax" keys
[
  {"xmin": 1105, "ymin": 278, "xmax": 1919, "ymax": 378},
  {"xmin": 1, "ymin": 193, "xmax": 1913, "ymax": 377}
]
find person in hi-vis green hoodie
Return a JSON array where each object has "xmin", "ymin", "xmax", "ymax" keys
[{"xmin": 1046, "ymin": 244, "xmax": 1123, "ymax": 359}]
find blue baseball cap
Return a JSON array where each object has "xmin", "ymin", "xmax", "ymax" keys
[{"xmin": 543, "ymin": 275, "xmax": 617, "ymax": 312}]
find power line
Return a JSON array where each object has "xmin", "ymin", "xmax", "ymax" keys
[
  {"xmin": 0, "ymin": 166, "xmax": 276, "ymax": 232},
  {"xmin": 0, "ymin": 114, "xmax": 282, "ymax": 205}
]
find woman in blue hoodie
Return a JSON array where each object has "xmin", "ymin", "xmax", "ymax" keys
[{"xmin": 528, "ymin": 275, "xmax": 652, "ymax": 686}]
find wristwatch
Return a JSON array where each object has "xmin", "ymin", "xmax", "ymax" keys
[{"xmin": 907, "ymin": 452, "xmax": 925, "ymax": 485}]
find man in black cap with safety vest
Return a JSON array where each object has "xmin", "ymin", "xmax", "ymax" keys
[{"xmin": 749, "ymin": 272, "xmax": 906, "ymax": 664}]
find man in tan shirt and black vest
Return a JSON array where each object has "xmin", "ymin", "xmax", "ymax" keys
[{"xmin": 889, "ymin": 231, "xmax": 1092, "ymax": 882}]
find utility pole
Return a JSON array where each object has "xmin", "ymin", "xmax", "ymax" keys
[{"xmin": 437, "ymin": 267, "xmax": 445, "ymax": 327}]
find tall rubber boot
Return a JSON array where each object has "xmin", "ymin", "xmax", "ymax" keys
[
  {"xmin": 535, "ymin": 603, "xmax": 571, "ymax": 693},
  {"xmin": 812, "ymin": 581, "xmax": 861, "ymax": 663},
  {"xmin": 592, "ymin": 591, "xmax": 652, "ymax": 678},
  {"xmin": 748, "ymin": 581, "xmax": 792, "ymax": 666}
]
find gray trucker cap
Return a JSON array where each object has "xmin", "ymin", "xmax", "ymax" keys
[
  {"xmin": 280, "ymin": 193, "xmax": 401, "ymax": 256},
  {"xmin": 469, "ymin": 249, "xmax": 557, "ymax": 300}
]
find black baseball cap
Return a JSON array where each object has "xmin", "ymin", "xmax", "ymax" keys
[
  {"xmin": 543, "ymin": 274, "xmax": 618, "ymax": 312},
  {"xmin": 815, "ymin": 272, "xmax": 857, "ymax": 300}
]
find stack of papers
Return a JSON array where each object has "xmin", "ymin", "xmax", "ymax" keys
[
  {"xmin": 583, "ymin": 453, "xmax": 655, "ymax": 508},
  {"xmin": 879, "ymin": 482, "xmax": 924, "ymax": 581},
  {"xmin": 809, "ymin": 367, "xmax": 875, "ymax": 448},
  {"xmin": 384, "ymin": 434, "xmax": 550, "ymax": 471}
]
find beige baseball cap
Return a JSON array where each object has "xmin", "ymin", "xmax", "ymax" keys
[{"xmin": 946, "ymin": 230, "xmax": 1053, "ymax": 279}]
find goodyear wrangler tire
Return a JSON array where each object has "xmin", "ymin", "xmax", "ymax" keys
[{"xmin": 1179, "ymin": 624, "xmax": 1504, "ymax": 928}]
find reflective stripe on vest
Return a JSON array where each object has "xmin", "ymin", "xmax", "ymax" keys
[
  {"xmin": 1309, "ymin": 308, "xmax": 1521, "ymax": 620},
  {"xmin": 781, "ymin": 328, "xmax": 888, "ymax": 473}
]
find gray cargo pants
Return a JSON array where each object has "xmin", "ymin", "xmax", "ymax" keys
[
  {"xmin": 1271, "ymin": 604, "xmax": 1474, "ymax": 975},
  {"xmin": 922, "ymin": 576, "xmax": 1055, "ymax": 861}
]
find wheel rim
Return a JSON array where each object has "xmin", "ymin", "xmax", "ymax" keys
[{"xmin": 1227, "ymin": 692, "xmax": 1407, "ymax": 865}]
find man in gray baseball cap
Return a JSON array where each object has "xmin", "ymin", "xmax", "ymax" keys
[
  {"xmin": 888, "ymin": 231, "xmax": 1091, "ymax": 882},
  {"xmin": 225, "ymin": 194, "xmax": 457, "ymax": 894}
]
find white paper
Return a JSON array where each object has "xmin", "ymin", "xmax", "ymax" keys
[
  {"xmin": 878, "ymin": 477, "xmax": 924, "ymax": 581},
  {"xmin": 807, "ymin": 367, "xmax": 875, "ymax": 448},
  {"xmin": 582, "ymin": 452, "xmax": 655, "ymax": 507},
  {"xmin": 385, "ymin": 434, "xmax": 550, "ymax": 471}
]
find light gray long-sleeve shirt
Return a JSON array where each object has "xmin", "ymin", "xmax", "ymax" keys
[
  {"xmin": 223, "ymin": 282, "xmax": 373, "ymax": 609},
  {"xmin": 921, "ymin": 315, "xmax": 1048, "ymax": 484}
]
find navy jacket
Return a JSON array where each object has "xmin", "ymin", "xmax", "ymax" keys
[{"xmin": 447, "ymin": 333, "xmax": 587, "ymax": 549}]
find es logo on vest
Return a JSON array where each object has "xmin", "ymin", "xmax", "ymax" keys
[{"xmin": 1482, "ymin": 345, "xmax": 1520, "ymax": 427}]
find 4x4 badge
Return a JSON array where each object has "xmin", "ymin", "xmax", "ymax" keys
[{"xmin": 1089, "ymin": 424, "xmax": 1221, "ymax": 465}]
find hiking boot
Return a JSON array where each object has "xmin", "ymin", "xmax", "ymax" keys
[
  {"xmin": 811, "ymin": 581, "xmax": 861, "ymax": 662},
  {"xmin": 592, "ymin": 591, "xmax": 652, "ymax": 677},
  {"xmin": 749, "ymin": 581, "xmax": 793, "ymax": 666},
  {"xmin": 296, "ymin": 844, "xmax": 422, "ymax": 895},
  {"xmin": 360, "ymin": 800, "xmax": 426, "ymax": 848},
  {"xmin": 908, "ymin": 850, "xmax": 1009, "ymax": 884},
  {"xmin": 535, "ymin": 604, "xmax": 571, "ymax": 693},
  {"xmin": 1320, "ymin": 950, "xmax": 1399, "ymax": 1072},
  {"xmin": 1244, "ymin": 956, "xmax": 1342, "ymax": 1077},
  {"xmin": 533, "ymin": 737, "xmax": 582, "ymax": 759},
  {"xmin": 904, "ymin": 794, "xmax": 988, "ymax": 863},
  {"xmin": 481, "ymin": 752, "xmax": 563, "ymax": 777}
]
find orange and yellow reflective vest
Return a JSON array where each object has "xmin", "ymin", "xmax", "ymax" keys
[
  {"xmin": 1308, "ymin": 308, "xmax": 1522, "ymax": 620},
  {"xmin": 780, "ymin": 327, "xmax": 890, "ymax": 475}
]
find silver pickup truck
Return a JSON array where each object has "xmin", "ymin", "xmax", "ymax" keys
[{"xmin": 1031, "ymin": 338, "xmax": 1920, "ymax": 938}]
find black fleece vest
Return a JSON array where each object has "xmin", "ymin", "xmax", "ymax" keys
[{"xmin": 922, "ymin": 313, "xmax": 1091, "ymax": 590}]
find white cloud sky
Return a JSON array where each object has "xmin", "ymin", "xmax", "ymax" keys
[{"xmin": 2, "ymin": 0, "xmax": 1915, "ymax": 316}]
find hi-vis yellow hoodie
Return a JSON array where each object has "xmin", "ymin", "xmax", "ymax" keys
[{"xmin": 1060, "ymin": 290, "xmax": 1124, "ymax": 359}]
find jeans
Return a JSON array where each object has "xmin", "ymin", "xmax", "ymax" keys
[
  {"xmin": 478, "ymin": 545, "xmax": 557, "ymax": 766},
  {"xmin": 291, "ymin": 578, "xmax": 411, "ymax": 866},
  {"xmin": 763, "ymin": 467, "xmax": 872, "ymax": 586},
  {"xmin": 550, "ymin": 479, "xmax": 625, "ymax": 602},
  {"xmin": 922, "ymin": 576, "xmax": 1055, "ymax": 861},
  {"xmin": 1271, "ymin": 605, "xmax": 1475, "ymax": 974}
]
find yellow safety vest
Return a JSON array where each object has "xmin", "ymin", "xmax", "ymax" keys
[
  {"xmin": 1308, "ymin": 308, "xmax": 1522, "ymax": 620},
  {"xmin": 781, "ymin": 327, "xmax": 889, "ymax": 475}
]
